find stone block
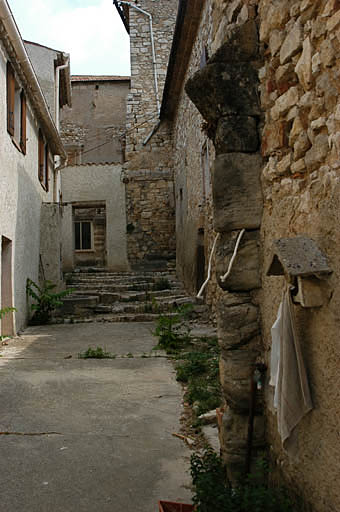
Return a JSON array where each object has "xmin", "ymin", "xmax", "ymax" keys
[
  {"xmin": 326, "ymin": 9, "xmax": 340, "ymax": 31},
  {"xmin": 213, "ymin": 153, "xmax": 263, "ymax": 232},
  {"xmin": 280, "ymin": 21, "xmax": 303, "ymax": 65},
  {"xmin": 275, "ymin": 63, "xmax": 298, "ymax": 94},
  {"xmin": 220, "ymin": 408, "xmax": 266, "ymax": 482},
  {"xmin": 259, "ymin": 4, "xmax": 290, "ymax": 43},
  {"xmin": 217, "ymin": 292, "xmax": 258, "ymax": 342},
  {"xmin": 262, "ymin": 121, "xmax": 286, "ymax": 156},
  {"xmin": 276, "ymin": 153, "xmax": 292, "ymax": 174},
  {"xmin": 305, "ymin": 133, "xmax": 329, "ymax": 170},
  {"xmin": 320, "ymin": 39, "xmax": 336, "ymax": 67},
  {"xmin": 215, "ymin": 116, "xmax": 259, "ymax": 154},
  {"xmin": 185, "ymin": 62, "xmax": 260, "ymax": 123},
  {"xmin": 220, "ymin": 408, "xmax": 265, "ymax": 452},
  {"xmin": 294, "ymin": 132, "xmax": 311, "ymax": 159},
  {"xmin": 269, "ymin": 29, "xmax": 285, "ymax": 57},
  {"xmin": 215, "ymin": 230, "xmax": 261, "ymax": 291},
  {"xmin": 209, "ymin": 20, "xmax": 259, "ymax": 63},
  {"xmin": 271, "ymin": 86, "xmax": 300, "ymax": 120},
  {"xmin": 289, "ymin": 116, "xmax": 304, "ymax": 146},
  {"xmin": 219, "ymin": 342, "xmax": 261, "ymax": 412},
  {"xmin": 291, "ymin": 158, "xmax": 306, "ymax": 174},
  {"xmin": 295, "ymin": 37, "xmax": 313, "ymax": 91}
]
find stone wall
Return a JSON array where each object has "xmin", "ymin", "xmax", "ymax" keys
[
  {"xmin": 172, "ymin": 0, "xmax": 216, "ymax": 298},
  {"xmin": 258, "ymin": 1, "xmax": 340, "ymax": 510},
  {"xmin": 181, "ymin": 0, "xmax": 340, "ymax": 509},
  {"xmin": 125, "ymin": 0, "xmax": 178, "ymax": 154},
  {"xmin": 122, "ymin": 0, "xmax": 178, "ymax": 268},
  {"xmin": 125, "ymin": 167, "xmax": 176, "ymax": 268},
  {"xmin": 60, "ymin": 78, "xmax": 129, "ymax": 165}
]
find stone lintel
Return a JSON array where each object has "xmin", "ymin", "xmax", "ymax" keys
[{"xmin": 267, "ymin": 236, "xmax": 332, "ymax": 277}]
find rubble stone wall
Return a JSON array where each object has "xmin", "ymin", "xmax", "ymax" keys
[
  {"xmin": 172, "ymin": 0, "xmax": 216, "ymax": 299},
  {"xmin": 124, "ymin": 0, "xmax": 178, "ymax": 267},
  {"xmin": 258, "ymin": 1, "xmax": 340, "ymax": 510},
  {"xmin": 175, "ymin": 1, "xmax": 340, "ymax": 510}
]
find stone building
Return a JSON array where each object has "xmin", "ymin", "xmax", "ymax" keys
[
  {"xmin": 0, "ymin": 2, "xmax": 70, "ymax": 333},
  {"xmin": 115, "ymin": 0, "xmax": 178, "ymax": 270},
  {"xmin": 60, "ymin": 75, "xmax": 130, "ymax": 165},
  {"xmin": 117, "ymin": 0, "xmax": 340, "ymax": 510},
  {"xmin": 59, "ymin": 76, "xmax": 130, "ymax": 271}
]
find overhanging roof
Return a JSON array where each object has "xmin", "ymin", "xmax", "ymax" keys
[{"xmin": 160, "ymin": 0, "xmax": 205, "ymax": 122}]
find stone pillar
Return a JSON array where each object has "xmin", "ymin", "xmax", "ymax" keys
[{"xmin": 185, "ymin": 20, "xmax": 265, "ymax": 481}]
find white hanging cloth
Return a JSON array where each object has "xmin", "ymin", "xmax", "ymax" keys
[{"xmin": 270, "ymin": 288, "xmax": 313, "ymax": 445}]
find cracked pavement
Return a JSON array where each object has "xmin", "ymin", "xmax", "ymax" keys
[{"xmin": 0, "ymin": 322, "xmax": 192, "ymax": 511}]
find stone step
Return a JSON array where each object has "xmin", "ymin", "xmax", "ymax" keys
[
  {"xmin": 92, "ymin": 296, "xmax": 193, "ymax": 315},
  {"xmin": 68, "ymin": 289, "xmax": 187, "ymax": 303},
  {"xmin": 66, "ymin": 283, "xmax": 182, "ymax": 293},
  {"xmin": 57, "ymin": 269, "xmax": 197, "ymax": 323},
  {"xmin": 64, "ymin": 270, "xmax": 177, "ymax": 279},
  {"xmin": 54, "ymin": 313, "xmax": 173, "ymax": 323}
]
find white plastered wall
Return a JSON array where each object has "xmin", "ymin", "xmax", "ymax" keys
[
  {"xmin": 61, "ymin": 164, "xmax": 129, "ymax": 272},
  {"xmin": 0, "ymin": 40, "xmax": 55, "ymax": 332}
]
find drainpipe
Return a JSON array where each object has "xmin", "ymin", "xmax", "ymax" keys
[
  {"xmin": 55, "ymin": 55, "xmax": 69, "ymax": 132},
  {"xmin": 118, "ymin": 1, "xmax": 160, "ymax": 115},
  {"xmin": 54, "ymin": 55, "xmax": 69, "ymax": 202}
]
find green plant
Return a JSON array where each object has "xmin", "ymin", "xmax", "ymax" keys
[
  {"xmin": 190, "ymin": 450, "xmax": 294, "ymax": 512},
  {"xmin": 78, "ymin": 346, "xmax": 116, "ymax": 359},
  {"xmin": 26, "ymin": 278, "xmax": 73, "ymax": 324},
  {"xmin": 175, "ymin": 337, "xmax": 221, "ymax": 416},
  {"xmin": 0, "ymin": 307, "xmax": 16, "ymax": 320},
  {"xmin": 153, "ymin": 303, "xmax": 193, "ymax": 352},
  {"xmin": 152, "ymin": 277, "xmax": 171, "ymax": 291}
]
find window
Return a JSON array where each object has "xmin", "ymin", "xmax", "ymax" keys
[
  {"xmin": 74, "ymin": 221, "xmax": 92, "ymax": 251},
  {"xmin": 38, "ymin": 130, "xmax": 49, "ymax": 191},
  {"xmin": 7, "ymin": 62, "xmax": 26, "ymax": 154}
]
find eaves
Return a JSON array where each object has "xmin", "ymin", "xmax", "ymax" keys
[{"xmin": 160, "ymin": 0, "xmax": 205, "ymax": 122}]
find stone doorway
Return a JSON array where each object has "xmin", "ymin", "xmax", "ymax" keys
[
  {"xmin": 1, "ymin": 236, "xmax": 15, "ymax": 336},
  {"xmin": 196, "ymin": 228, "xmax": 205, "ymax": 293},
  {"xmin": 73, "ymin": 203, "xmax": 106, "ymax": 268}
]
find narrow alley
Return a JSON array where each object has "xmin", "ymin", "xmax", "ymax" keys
[{"xmin": 0, "ymin": 322, "xmax": 192, "ymax": 511}]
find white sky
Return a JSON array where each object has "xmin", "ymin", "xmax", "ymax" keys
[{"xmin": 8, "ymin": 0, "xmax": 131, "ymax": 76}]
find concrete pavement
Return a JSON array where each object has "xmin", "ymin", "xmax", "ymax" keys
[{"xmin": 0, "ymin": 322, "xmax": 192, "ymax": 512}]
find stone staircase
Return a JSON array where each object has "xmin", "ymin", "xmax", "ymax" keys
[{"xmin": 54, "ymin": 268, "xmax": 204, "ymax": 323}]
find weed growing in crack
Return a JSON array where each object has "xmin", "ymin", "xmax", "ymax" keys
[
  {"xmin": 78, "ymin": 347, "xmax": 116, "ymax": 359},
  {"xmin": 152, "ymin": 303, "xmax": 193, "ymax": 353},
  {"xmin": 176, "ymin": 337, "xmax": 221, "ymax": 416},
  {"xmin": 152, "ymin": 277, "xmax": 171, "ymax": 291}
]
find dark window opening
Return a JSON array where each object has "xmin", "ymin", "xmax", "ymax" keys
[{"xmin": 75, "ymin": 221, "xmax": 92, "ymax": 250}]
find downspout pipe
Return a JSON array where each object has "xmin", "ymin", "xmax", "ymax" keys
[
  {"xmin": 54, "ymin": 55, "xmax": 70, "ymax": 202},
  {"xmin": 55, "ymin": 55, "xmax": 70, "ymax": 132},
  {"xmin": 118, "ymin": 1, "xmax": 160, "ymax": 115},
  {"xmin": 0, "ymin": 0, "xmax": 66, "ymax": 158}
]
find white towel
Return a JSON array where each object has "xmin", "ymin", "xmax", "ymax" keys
[{"xmin": 270, "ymin": 289, "xmax": 313, "ymax": 445}]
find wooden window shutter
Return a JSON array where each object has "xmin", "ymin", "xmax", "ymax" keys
[
  {"xmin": 20, "ymin": 91, "xmax": 27, "ymax": 154},
  {"xmin": 7, "ymin": 62, "xmax": 15, "ymax": 136},
  {"xmin": 45, "ymin": 145, "xmax": 49, "ymax": 191},
  {"xmin": 38, "ymin": 130, "xmax": 44, "ymax": 182}
]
